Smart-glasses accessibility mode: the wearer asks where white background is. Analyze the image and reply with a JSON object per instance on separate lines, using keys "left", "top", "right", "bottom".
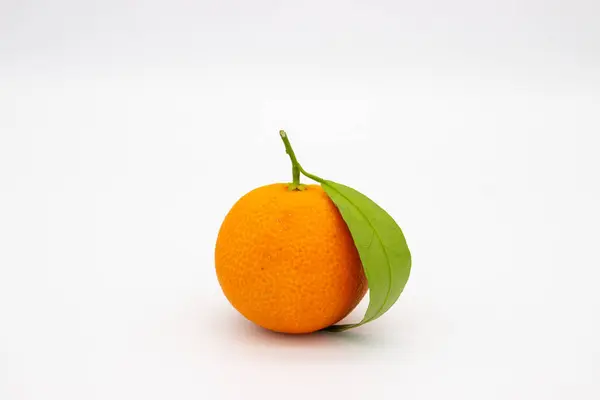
{"left": 1, "top": 1, "right": 600, "bottom": 399}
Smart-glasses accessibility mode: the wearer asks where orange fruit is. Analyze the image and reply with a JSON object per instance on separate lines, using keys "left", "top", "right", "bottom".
{"left": 215, "top": 183, "right": 368, "bottom": 334}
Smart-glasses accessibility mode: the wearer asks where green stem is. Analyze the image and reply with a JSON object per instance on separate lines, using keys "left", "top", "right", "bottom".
{"left": 278, "top": 130, "right": 326, "bottom": 186}
{"left": 279, "top": 130, "right": 301, "bottom": 186}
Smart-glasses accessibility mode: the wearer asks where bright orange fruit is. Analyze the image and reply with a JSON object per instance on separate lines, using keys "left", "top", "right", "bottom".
{"left": 215, "top": 183, "right": 367, "bottom": 334}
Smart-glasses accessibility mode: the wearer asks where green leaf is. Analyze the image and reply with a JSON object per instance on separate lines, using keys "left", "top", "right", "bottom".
{"left": 320, "top": 181, "right": 411, "bottom": 332}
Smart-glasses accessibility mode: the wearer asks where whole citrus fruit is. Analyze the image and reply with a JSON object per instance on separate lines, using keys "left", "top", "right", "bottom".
{"left": 215, "top": 183, "right": 367, "bottom": 334}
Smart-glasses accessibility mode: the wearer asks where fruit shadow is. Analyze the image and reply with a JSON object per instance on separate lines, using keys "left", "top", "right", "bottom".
{"left": 223, "top": 313, "right": 377, "bottom": 348}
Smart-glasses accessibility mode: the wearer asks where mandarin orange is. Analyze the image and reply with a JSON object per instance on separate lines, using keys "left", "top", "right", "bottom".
{"left": 215, "top": 183, "right": 367, "bottom": 334}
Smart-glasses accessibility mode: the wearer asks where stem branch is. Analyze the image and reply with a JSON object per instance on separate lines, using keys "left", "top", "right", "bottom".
{"left": 279, "top": 130, "right": 326, "bottom": 187}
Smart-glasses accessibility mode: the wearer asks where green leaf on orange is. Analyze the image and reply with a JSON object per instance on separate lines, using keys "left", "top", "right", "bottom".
{"left": 319, "top": 181, "right": 412, "bottom": 331}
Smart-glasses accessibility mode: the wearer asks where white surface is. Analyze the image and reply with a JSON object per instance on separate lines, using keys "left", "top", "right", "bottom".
{"left": 1, "top": 1, "right": 600, "bottom": 399}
